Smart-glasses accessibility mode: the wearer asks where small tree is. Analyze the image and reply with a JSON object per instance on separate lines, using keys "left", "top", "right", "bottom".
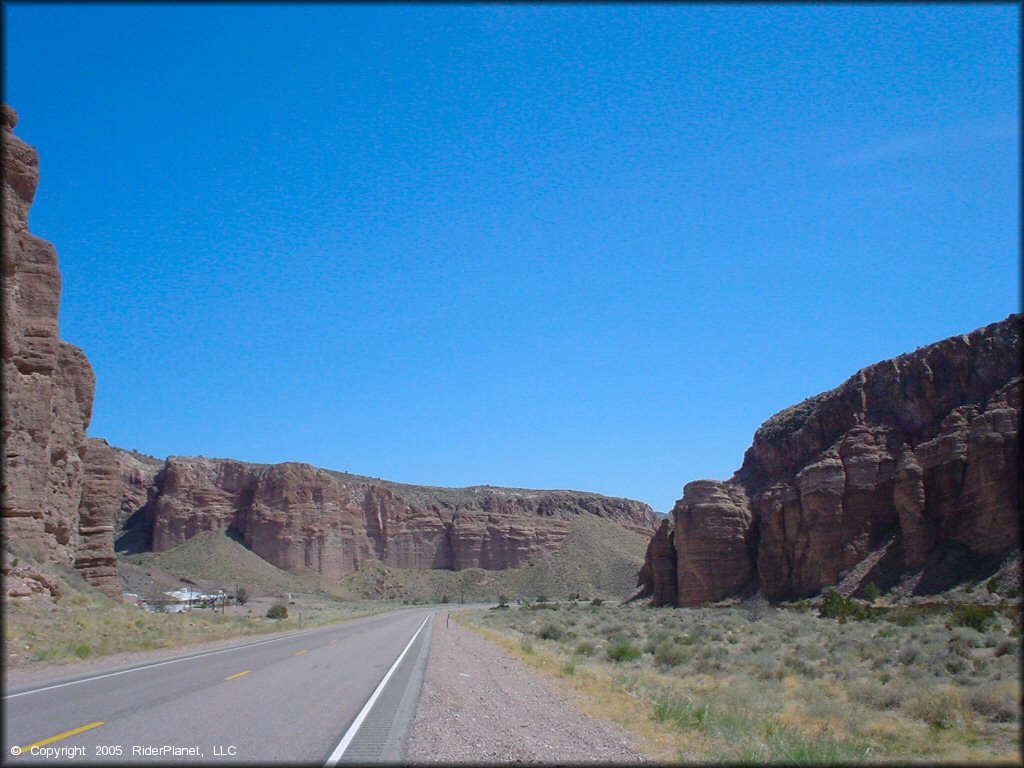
{"left": 266, "top": 602, "right": 288, "bottom": 620}
{"left": 861, "top": 582, "right": 881, "bottom": 603}
{"left": 236, "top": 586, "right": 250, "bottom": 606}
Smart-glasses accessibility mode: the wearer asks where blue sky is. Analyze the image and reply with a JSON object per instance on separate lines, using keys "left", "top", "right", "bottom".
{"left": 4, "top": 4, "right": 1019, "bottom": 512}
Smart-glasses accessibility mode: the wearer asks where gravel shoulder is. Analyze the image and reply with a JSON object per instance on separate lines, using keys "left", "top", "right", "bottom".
{"left": 407, "top": 615, "right": 644, "bottom": 763}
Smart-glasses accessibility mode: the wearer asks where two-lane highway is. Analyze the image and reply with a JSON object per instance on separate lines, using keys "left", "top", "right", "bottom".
{"left": 3, "top": 607, "right": 439, "bottom": 764}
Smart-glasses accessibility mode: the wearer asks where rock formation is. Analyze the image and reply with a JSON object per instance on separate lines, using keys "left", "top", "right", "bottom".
{"left": 637, "top": 315, "right": 1022, "bottom": 605}
{"left": 141, "top": 456, "right": 656, "bottom": 577}
{"left": 1, "top": 104, "right": 121, "bottom": 598}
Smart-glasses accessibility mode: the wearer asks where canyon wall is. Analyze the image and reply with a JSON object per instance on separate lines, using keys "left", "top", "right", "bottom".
{"left": 0, "top": 106, "right": 655, "bottom": 591}
{"left": 636, "top": 315, "right": 1021, "bottom": 606}
{"left": 1, "top": 105, "right": 121, "bottom": 598}
{"left": 143, "top": 456, "right": 657, "bottom": 578}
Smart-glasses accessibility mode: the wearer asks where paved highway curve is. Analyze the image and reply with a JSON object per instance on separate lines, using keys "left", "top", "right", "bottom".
{"left": 3, "top": 607, "right": 441, "bottom": 765}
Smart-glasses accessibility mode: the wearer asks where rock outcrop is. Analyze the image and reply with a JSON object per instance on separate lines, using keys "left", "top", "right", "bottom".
{"left": 1, "top": 104, "right": 118, "bottom": 598}
{"left": 142, "top": 456, "right": 657, "bottom": 577}
{"left": 638, "top": 315, "right": 1021, "bottom": 605}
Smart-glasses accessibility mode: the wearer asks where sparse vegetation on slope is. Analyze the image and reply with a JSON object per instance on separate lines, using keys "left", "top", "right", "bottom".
{"left": 119, "top": 530, "right": 315, "bottom": 595}
{"left": 331, "top": 515, "right": 649, "bottom": 603}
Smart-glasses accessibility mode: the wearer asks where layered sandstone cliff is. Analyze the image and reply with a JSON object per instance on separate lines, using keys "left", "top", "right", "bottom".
{"left": 142, "top": 456, "right": 657, "bottom": 577}
{"left": 637, "top": 315, "right": 1021, "bottom": 606}
{"left": 1, "top": 105, "right": 120, "bottom": 598}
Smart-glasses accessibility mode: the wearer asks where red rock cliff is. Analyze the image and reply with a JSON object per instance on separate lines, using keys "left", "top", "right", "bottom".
{"left": 146, "top": 457, "right": 657, "bottom": 577}
{"left": 638, "top": 315, "right": 1021, "bottom": 606}
{"left": 1, "top": 105, "right": 120, "bottom": 598}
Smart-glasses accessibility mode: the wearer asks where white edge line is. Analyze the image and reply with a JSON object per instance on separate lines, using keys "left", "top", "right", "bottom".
{"left": 324, "top": 614, "right": 431, "bottom": 766}
{"left": 3, "top": 620, "right": 353, "bottom": 700}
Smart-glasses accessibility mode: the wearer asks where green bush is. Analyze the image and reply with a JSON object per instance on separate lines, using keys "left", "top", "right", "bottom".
{"left": 266, "top": 603, "right": 288, "bottom": 619}
{"left": 819, "top": 589, "right": 883, "bottom": 621}
{"left": 591, "top": 597, "right": 604, "bottom": 607}
{"left": 949, "top": 604, "right": 996, "bottom": 631}
{"left": 861, "top": 582, "right": 881, "bottom": 603}
{"left": 986, "top": 577, "right": 1000, "bottom": 594}
{"left": 606, "top": 639, "right": 642, "bottom": 662}
{"left": 819, "top": 589, "right": 851, "bottom": 619}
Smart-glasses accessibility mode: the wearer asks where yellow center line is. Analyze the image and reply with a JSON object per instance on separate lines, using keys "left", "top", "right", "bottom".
{"left": 20, "top": 721, "right": 104, "bottom": 751}
{"left": 224, "top": 670, "right": 251, "bottom": 680}
{"left": 294, "top": 650, "right": 307, "bottom": 656}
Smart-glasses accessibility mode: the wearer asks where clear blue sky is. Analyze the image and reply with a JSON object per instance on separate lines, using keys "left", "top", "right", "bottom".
{"left": 4, "top": 4, "right": 1019, "bottom": 512}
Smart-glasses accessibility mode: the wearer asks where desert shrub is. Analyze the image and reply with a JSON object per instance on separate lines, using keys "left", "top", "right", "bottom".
{"left": 561, "top": 658, "right": 576, "bottom": 676}
{"left": 897, "top": 641, "right": 923, "bottom": 665}
{"left": 783, "top": 653, "right": 815, "bottom": 677}
{"left": 904, "top": 686, "right": 968, "bottom": 729}
{"left": 986, "top": 577, "right": 1000, "bottom": 594}
{"left": 606, "top": 639, "right": 642, "bottom": 662}
{"left": 235, "top": 586, "right": 250, "bottom": 606}
{"left": 536, "top": 622, "right": 565, "bottom": 641}
{"left": 849, "top": 679, "right": 906, "bottom": 710}
{"left": 993, "top": 637, "right": 1016, "bottom": 657}
{"left": 591, "top": 597, "right": 604, "bottom": 607}
{"left": 599, "top": 621, "right": 629, "bottom": 639}
{"left": 742, "top": 594, "right": 768, "bottom": 622}
{"left": 652, "top": 693, "right": 708, "bottom": 728}
{"left": 520, "top": 637, "right": 534, "bottom": 654}
{"left": 944, "top": 654, "right": 968, "bottom": 675}
{"left": 266, "top": 603, "right": 288, "bottom": 619}
{"left": 654, "top": 640, "right": 689, "bottom": 668}
{"left": 575, "top": 640, "right": 597, "bottom": 656}
{"left": 968, "top": 686, "right": 1019, "bottom": 722}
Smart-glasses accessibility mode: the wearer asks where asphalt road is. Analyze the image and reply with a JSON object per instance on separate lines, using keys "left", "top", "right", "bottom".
{"left": 2, "top": 606, "right": 446, "bottom": 765}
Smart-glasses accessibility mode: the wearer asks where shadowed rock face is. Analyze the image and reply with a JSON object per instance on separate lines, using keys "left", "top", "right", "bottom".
{"left": 638, "top": 315, "right": 1021, "bottom": 605}
{"left": 145, "top": 456, "right": 657, "bottom": 577}
{"left": 1, "top": 105, "right": 114, "bottom": 598}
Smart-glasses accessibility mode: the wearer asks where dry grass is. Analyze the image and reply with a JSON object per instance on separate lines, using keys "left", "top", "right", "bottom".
{"left": 3, "top": 553, "right": 397, "bottom": 668}
{"left": 459, "top": 600, "right": 1023, "bottom": 763}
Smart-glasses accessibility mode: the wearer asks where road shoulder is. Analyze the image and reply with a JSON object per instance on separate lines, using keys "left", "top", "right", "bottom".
{"left": 406, "top": 614, "right": 644, "bottom": 763}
